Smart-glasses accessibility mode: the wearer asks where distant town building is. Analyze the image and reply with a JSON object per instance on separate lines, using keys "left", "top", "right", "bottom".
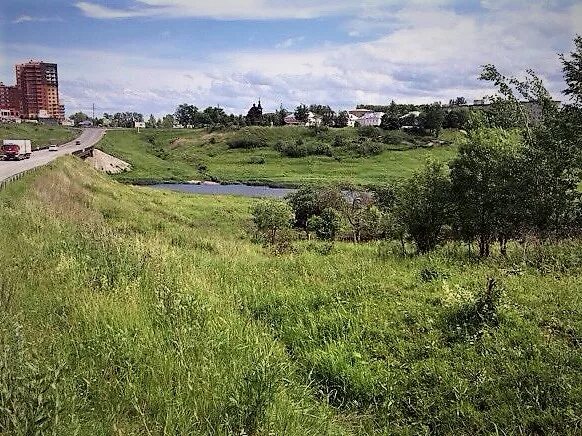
{"left": 0, "top": 82, "right": 21, "bottom": 118}
{"left": 357, "top": 111, "right": 385, "bottom": 127}
{"left": 246, "top": 100, "right": 263, "bottom": 125}
{"left": 283, "top": 114, "right": 300, "bottom": 125}
{"left": 16, "top": 61, "right": 64, "bottom": 121}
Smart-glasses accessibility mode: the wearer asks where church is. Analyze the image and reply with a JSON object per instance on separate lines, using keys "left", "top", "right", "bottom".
{"left": 246, "top": 100, "right": 263, "bottom": 125}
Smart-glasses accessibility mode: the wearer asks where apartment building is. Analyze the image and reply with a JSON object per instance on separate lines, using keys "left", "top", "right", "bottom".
{"left": 14, "top": 61, "right": 64, "bottom": 120}
{"left": 0, "top": 82, "right": 21, "bottom": 117}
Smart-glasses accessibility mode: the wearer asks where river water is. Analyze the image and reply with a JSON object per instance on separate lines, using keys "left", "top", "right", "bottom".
{"left": 151, "top": 183, "right": 296, "bottom": 198}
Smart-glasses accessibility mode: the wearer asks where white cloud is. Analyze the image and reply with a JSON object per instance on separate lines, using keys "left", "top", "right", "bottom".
{"left": 276, "top": 37, "right": 305, "bottom": 49}
{"left": 75, "top": 0, "right": 427, "bottom": 21}
{"left": 12, "top": 15, "right": 63, "bottom": 24}
{"left": 5, "top": 2, "right": 580, "bottom": 116}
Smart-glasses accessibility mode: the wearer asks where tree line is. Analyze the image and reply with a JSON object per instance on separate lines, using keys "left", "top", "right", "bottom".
{"left": 252, "top": 36, "right": 582, "bottom": 257}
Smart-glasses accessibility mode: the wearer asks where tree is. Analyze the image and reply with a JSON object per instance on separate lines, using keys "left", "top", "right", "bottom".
{"left": 161, "top": 114, "right": 174, "bottom": 128}
{"left": 294, "top": 104, "right": 309, "bottom": 123}
{"left": 395, "top": 161, "right": 451, "bottom": 253}
{"left": 175, "top": 104, "right": 198, "bottom": 127}
{"left": 336, "top": 111, "right": 349, "bottom": 128}
{"left": 146, "top": 114, "right": 157, "bottom": 128}
{"left": 307, "top": 208, "right": 341, "bottom": 241}
{"left": 560, "top": 34, "right": 582, "bottom": 105}
{"left": 449, "top": 128, "right": 525, "bottom": 256}
{"left": 251, "top": 200, "right": 294, "bottom": 245}
{"left": 380, "top": 114, "right": 401, "bottom": 130}
{"left": 420, "top": 103, "right": 445, "bottom": 136}
{"left": 449, "top": 97, "right": 467, "bottom": 106}
{"left": 274, "top": 105, "right": 288, "bottom": 126}
{"left": 70, "top": 112, "right": 89, "bottom": 125}
{"left": 286, "top": 187, "right": 321, "bottom": 232}
{"left": 444, "top": 107, "right": 470, "bottom": 129}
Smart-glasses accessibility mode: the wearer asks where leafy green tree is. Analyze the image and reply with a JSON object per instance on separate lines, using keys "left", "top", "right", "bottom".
{"left": 294, "top": 104, "right": 309, "bottom": 123}
{"left": 274, "top": 105, "right": 288, "bottom": 126}
{"left": 70, "top": 112, "right": 89, "bottom": 125}
{"left": 444, "top": 107, "right": 470, "bottom": 129}
{"left": 560, "top": 34, "right": 582, "bottom": 105}
{"left": 251, "top": 200, "right": 294, "bottom": 245}
{"left": 161, "top": 114, "right": 174, "bottom": 128}
{"left": 336, "top": 111, "right": 349, "bottom": 128}
{"left": 420, "top": 103, "right": 445, "bottom": 136}
{"left": 286, "top": 187, "right": 321, "bottom": 232}
{"left": 146, "top": 114, "right": 157, "bottom": 128}
{"left": 395, "top": 161, "right": 451, "bottom": 253}
{"left": 449, "top": 128, "right": 525, "bottom": 256}
{"left": 175, "top": 104, "right": 198, "bottom": 127}
{"left": 380, "top": 114, "right": 401, "bottom": 130}
{"left": 307, "top": 208, "right": 341, "bottom": 241}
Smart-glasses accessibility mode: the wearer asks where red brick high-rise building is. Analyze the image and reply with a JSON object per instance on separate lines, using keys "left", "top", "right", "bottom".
{"left": 15, "top": 61, "right": 64, "bottom": 120}
{"left": 0, "top": 82, "right": 21, "bottom": 117}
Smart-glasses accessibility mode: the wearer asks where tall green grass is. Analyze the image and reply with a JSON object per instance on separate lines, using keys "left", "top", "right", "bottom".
{"left": 1, "top": 157, "right": 581, "bottom": 434}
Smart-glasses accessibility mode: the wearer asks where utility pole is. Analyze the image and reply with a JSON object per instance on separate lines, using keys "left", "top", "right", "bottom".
{"left": 92, "top": 103, "right": 95, "bottom": 121}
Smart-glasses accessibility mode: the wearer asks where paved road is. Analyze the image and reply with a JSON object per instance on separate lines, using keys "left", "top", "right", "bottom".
{"left": 0, "top": 128, "right": 105, "bottom": 182}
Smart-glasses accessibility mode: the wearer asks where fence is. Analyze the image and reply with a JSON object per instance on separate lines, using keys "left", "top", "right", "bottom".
{"left": 0, "top": 166, "right": 37, "bottom": 191}
{"left": 0, "top": 146, "right": 94, "bottom": 191}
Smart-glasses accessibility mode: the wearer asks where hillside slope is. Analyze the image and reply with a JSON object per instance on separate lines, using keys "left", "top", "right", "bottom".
{"left": 0, "top": 122, "right": 78, "bottom": 149}
{"left": 97, "top": 127, "right": 459, "bottom": 186}
{"left": 1, "top": 157, "right": 581, "bottom": 435}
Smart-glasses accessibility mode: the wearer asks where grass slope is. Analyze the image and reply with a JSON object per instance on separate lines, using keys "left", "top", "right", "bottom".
{"left": 0, "top": 122, "right": 79, "bottom": 149}
{"left": 98, "top": 127, "right": 458, "bottom": 186}
{"left": 1, "top": 157, "right": 581, "bottom": 435}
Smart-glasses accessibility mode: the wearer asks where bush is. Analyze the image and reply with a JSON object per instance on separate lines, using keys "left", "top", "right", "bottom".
{"left": 382, "top": 130, "right": 410, "bottom": 145}
{"left": 275, "top": 141, "right": 332, "bottom": 158}
{"left": 227, "top": 127, "right": 269, "bottom": 149}
{"left": 227, "top": 137, "right": 265, "bottom": 149}
{"left": 248, "top": 156, "right": 266, "bottom": 164}
{"left": 307, "top": 208, "right": 341, "bottom": 241}
{"left": 357, "top": 126, "right": 382, "bottom": 139}
{"left": 348, "top": 141, "right": 384, "bottom": 157}
{"left": 332, "top": 136, "right": 346, "bottom": 147}
{"left": 251, "top": 200, "right": 294, "bottom": 245}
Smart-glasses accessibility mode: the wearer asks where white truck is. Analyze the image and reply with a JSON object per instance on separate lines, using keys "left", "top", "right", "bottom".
{"left": 1, "top": 139, "right": 32, "bottom": 160}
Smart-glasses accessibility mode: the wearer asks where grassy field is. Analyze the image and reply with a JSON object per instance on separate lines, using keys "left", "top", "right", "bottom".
{"left": 0, "top": 122, "right": 79, "bottom": 149}
{"left": 1, "top": 156, "right": 581, "bottom": 435}
{"left": 98, "top": 127, "right": 459, "bottom": 186}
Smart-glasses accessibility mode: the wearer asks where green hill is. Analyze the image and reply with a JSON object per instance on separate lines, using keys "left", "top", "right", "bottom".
{"left": 1, "top": 157, "right": 581, "bottom": 434}
{"left": 97, "top": 127, "right": 460, "bottom": 186}
{"left": 0, "top": 122, "right": 79, "bottom": 149}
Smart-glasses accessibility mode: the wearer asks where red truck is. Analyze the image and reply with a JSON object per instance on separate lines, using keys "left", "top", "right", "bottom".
{"left": 1, "top": 140, "right": 32, "bottom": 160}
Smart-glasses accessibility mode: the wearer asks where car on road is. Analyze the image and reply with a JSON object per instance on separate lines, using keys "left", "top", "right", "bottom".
{"left": 49, "top": 145, "right": 58, "bottom": 152}
{"left": 75, "top": 140, "right": 81, "bottom": 145}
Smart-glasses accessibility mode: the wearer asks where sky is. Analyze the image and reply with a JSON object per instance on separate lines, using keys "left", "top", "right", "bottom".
{"left": 0, "top": 0, "right": 580, "bottom": 117}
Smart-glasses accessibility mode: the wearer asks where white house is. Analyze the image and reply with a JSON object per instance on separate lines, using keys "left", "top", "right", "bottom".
{"left": 284, "top": 114, "right": 300, "bottom": 125}
{"left": 347, "top": 113, "right": 361, "bottom": 128}
{"left": 306, "top": 112, "right": 323, "bottom": 127}
{"left": 284, "top": 112, "right": 322, "bottom": 127}
{"left": 357, "top": 112, "right": 385, "bottom": 127}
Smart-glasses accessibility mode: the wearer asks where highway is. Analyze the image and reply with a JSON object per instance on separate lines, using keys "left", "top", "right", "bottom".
{"left": 0, "top": 128, "right": 105, "bottom": 183}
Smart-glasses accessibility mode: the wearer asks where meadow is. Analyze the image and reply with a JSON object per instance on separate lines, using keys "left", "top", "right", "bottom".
{"left": 0, "top": 122, "right": 79, "bottom": 149}
{"left": 97, "top": 127, "right": 459, "bottom": 186}
{"left": 1, "top": 156, "right": 581, "bottom": 435}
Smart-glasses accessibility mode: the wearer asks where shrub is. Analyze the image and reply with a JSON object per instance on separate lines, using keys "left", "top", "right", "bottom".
{"left": 247, "top": 156, "right": 266, "bottom": 164}
{"left": 227, "top": 127, "right": 269, "bottom": 149}
{"left": 307, "top": 208, "right": 341, "bottom": 241}
{"left": 332, "top": 136, "right": 346, "bottom": 147}
{"left": 251, "top": 200, "right": 294, "bottom": 245}
{"left": 357, "top": 126, "right": 382, "bottom": 139}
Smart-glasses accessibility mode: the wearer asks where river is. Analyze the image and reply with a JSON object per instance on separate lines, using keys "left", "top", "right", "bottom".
{"left": 151, "top": 183, "right": 296, "bottom": 198}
